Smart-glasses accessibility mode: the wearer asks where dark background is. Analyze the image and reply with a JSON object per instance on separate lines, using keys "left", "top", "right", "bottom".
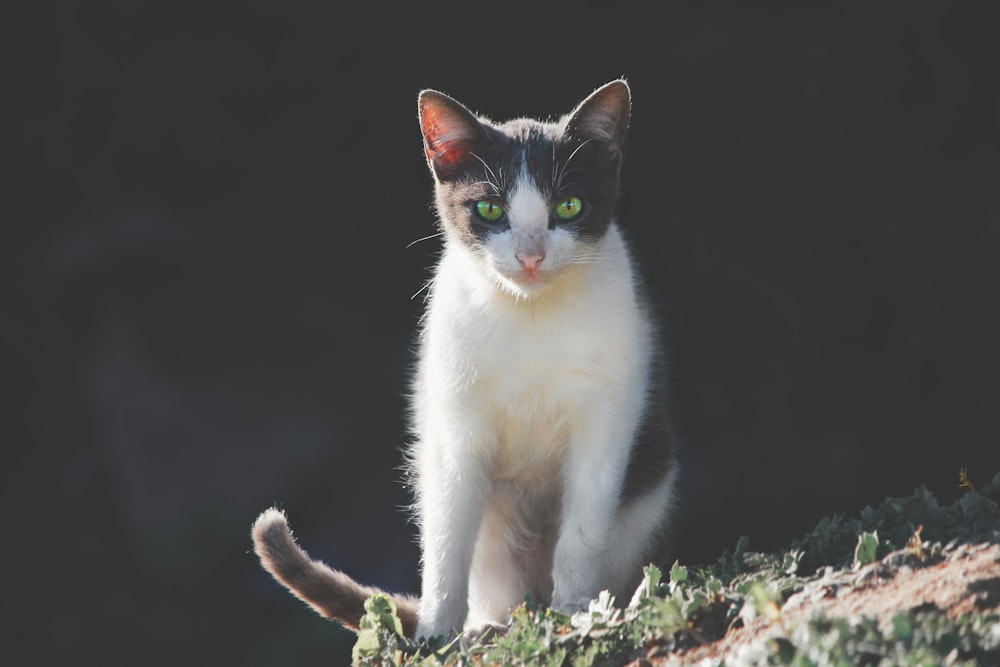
{"left": 12, "top": 3, "right": 1000, "bottom": 664}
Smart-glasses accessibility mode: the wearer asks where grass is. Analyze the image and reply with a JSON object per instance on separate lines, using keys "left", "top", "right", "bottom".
{"left": 350, "top": 471, "right": 1000, "bottom": 666}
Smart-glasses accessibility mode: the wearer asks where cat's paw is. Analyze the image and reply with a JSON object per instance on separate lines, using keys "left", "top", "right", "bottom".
{"left": 459, "top": 621, "right": 507, "bottom": 650}
{"left": 552, "top": 597, "right": 592, "bottom": 615}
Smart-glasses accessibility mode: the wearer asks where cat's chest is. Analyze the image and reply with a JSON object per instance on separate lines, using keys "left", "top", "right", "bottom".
{"left": 459, "top": 299, "right": 610, "bottom": 398}
{"left": 427, "top": 247, "right": 640, "bottom": 401}
{"left": 467, "top": 320, "right": 587, "bottom": 482}
{"left": 452, "top": 299, "right": 628, "bottom": 460}
{"left": 420, "top": 236, "right": 644, "bottom": 471}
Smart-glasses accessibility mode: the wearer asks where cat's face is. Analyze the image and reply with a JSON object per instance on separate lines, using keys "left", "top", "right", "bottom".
{"left": 418, "top": 81, "right": 631, "bottom": 299}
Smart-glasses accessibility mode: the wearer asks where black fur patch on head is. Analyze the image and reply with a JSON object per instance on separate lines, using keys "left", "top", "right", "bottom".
{"left": 418, "top": 81, "right": 631, "bottom": 249}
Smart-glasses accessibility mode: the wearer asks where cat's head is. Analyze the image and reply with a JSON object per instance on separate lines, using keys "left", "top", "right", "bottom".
{"left": 418, "top": 80, "right": 630, "bottom": 299}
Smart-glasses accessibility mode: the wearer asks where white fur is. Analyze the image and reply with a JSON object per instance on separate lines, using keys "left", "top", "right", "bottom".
{"left": 480, "top": 169, "right": 589, "bottom": 299}
{"left": 410, "top": 173, "right": 669, "bottom": 638}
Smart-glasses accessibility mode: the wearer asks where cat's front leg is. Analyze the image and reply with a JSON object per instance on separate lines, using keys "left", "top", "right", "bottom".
{"left": 413, "top": 436, "right": 487, "bottom": 640}
{"left": 550, "top": 416, "right": 633, "bottom": 614}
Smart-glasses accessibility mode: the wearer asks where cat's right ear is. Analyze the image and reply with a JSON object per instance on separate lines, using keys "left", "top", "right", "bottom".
{"left": 418, "top": 90, "right": 482, "bottom": 181}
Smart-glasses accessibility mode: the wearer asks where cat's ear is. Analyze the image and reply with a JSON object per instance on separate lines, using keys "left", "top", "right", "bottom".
{"left": 563, "top": 79, "right": 631, "bottom": 150}
{"left": 418, "top": 90, "right": 483, "bottom": 181}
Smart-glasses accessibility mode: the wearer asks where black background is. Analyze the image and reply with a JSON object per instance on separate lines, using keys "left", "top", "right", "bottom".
{"left": 12, "top": 3, "right": 1000, "bottom": 664}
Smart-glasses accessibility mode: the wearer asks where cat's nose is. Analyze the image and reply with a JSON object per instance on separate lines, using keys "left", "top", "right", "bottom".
{"left": 516, "top": 252, "right": 545, "bottom": 273}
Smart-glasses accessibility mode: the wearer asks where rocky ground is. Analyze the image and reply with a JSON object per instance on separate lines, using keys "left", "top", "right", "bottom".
{"left": 352, "top": 474, "right": 1000, "bottom": 666}
{"left": 644, "top": 541, "right": 1000, "bottom": 666}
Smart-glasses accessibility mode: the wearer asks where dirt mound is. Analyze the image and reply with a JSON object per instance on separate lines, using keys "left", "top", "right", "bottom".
{"left": 638, "top": 542, "right": 1000, "bottom": 666}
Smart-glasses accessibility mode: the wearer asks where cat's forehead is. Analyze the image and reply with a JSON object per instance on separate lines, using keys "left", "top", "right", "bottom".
{"left": 496, "top": 117, "right": 562, "bottom": 143}
{"left": 455, "top": 116, "right": 594, "bottom": 195}
{"left": 483, "top": 118, "right": 561, "bottom": 167}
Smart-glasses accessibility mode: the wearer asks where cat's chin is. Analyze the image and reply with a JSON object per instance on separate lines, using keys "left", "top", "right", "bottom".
{"left": 493, "top": 270, "right": 559, "bottom": 300}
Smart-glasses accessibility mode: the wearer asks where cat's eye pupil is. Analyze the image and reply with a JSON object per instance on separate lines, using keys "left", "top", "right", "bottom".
{"left": 555, "top": 196, "right": 583, "bottom": 220}
{"left": 476, "top": 200, "right": 505, "bottom": 222}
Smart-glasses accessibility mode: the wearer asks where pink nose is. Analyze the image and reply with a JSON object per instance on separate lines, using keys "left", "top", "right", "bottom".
{"left": 516, "top": 252, "right": 545, "bottom": 273}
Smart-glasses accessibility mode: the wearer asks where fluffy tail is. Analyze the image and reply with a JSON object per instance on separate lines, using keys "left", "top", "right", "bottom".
{"left": 251, "top": 507, "right": 419, "bottom": 637}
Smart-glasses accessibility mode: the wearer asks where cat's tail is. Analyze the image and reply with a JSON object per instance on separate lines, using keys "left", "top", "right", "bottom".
{"left": 251, "top": 507, "right": 419, "bottom": 637}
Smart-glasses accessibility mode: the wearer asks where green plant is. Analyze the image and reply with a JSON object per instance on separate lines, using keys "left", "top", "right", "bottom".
{"left": 351, "top": 471, "right": 1000, "bottom": 666}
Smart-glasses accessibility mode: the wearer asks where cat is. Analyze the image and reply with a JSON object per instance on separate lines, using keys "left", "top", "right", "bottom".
{"left": 253, "top": 79, "right": 678, "bottom": 642}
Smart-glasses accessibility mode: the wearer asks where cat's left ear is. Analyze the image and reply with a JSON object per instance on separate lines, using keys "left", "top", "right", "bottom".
{"left": 418, "top": 90, "right": 483, "bottom": 181}
{"left": 563, "top": 79, "right": 631, "bottom": 151}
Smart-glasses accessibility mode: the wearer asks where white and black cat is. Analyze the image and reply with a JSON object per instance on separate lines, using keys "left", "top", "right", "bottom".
{"left": 253, "top": 80, "right": 678, "bottom": 641}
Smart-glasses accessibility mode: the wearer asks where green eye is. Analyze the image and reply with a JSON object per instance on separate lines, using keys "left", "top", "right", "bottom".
{"left": 554, "top": 196, "right": 583, "bottom": 220}
{"left": 475, "top": 200, "right": 505, "bottom": 222}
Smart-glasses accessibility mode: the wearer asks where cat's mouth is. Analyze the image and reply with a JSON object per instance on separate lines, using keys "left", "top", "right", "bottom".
{"left": 515, "top": 268, "right": 547, "bottom": 285}
{"left": 493, "top": 266, "right": 558, "bottom": 298}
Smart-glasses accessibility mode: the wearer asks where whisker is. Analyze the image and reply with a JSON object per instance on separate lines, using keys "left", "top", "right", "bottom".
{"left": 554, "top": 137, "right": 596, "bottom": 192}
{"left": 555, "top": 169, "right": 588, "bottom": 197}
{"left": 406, "top": 232, "right": 445, "bottom": 249}
{"left": 410, "top": 279, "right": 434, "bottom": 301}
{"left": 470, "top": 180, "right": 502, "bottom": 196}
{"left": 469, "top": 151, "right": 502, "bottom": 194}
{"left": 551, "top": 142, "right": 558, "bottom": 185}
